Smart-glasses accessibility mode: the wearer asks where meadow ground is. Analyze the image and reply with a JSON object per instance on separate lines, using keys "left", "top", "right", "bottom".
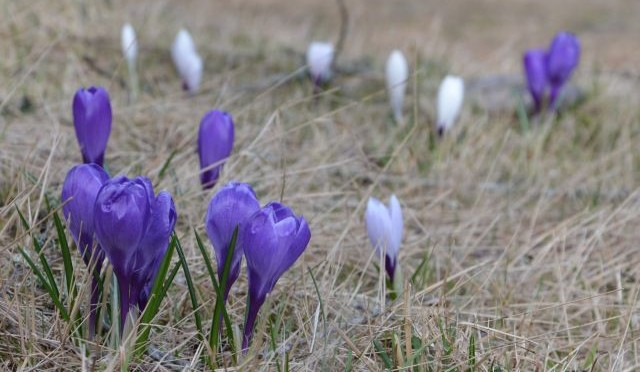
{"left": 1, "top": 0, "right": 640, "bottom": 370}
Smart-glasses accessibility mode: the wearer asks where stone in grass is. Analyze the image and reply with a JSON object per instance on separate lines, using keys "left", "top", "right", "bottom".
{"left": 466, "top": 74, "right": 584, "bottom": 114}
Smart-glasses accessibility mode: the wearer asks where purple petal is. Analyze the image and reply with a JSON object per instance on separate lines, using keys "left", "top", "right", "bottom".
{"left": 198, "top": 110, "right": 234, "bottom": 189}
{"left": 523, "top": 49, "right": 547, "bottom": 112}
{"left": 205, "top": 181, "right": 260, "bottom": 298}
{"left": 72, "top": 87, "right": 112, "bottom": 166}
{"left": 93, "top": 176, "right": 151, "bottom": 281}
{"left": 61, "top": 163, "right": 109, "bottom": 266}
{"left": 546, "top": 32, "right": 580, "bottom": 89}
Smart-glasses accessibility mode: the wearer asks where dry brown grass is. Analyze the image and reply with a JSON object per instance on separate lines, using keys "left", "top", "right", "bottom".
{"left": 1, "top": 0, "right": 640, "bottom": 370}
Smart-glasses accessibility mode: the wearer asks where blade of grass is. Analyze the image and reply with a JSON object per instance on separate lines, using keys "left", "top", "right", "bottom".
{"left": 19, "top": 246, "right": 69, "bottom": 321}
{"left": 135, "top": 236, "right": 178, "bottom": 357}
{"left": 174, "top": 232, "right": 204, "bottom": 340}
{"left": 373, "top": 338, "right": 393, "bottom": 369}
{"left": 194, "top": 230, "right": 236, "bottom": 357}
{"left": 15, "top": 205, "right": 59, "bottom": 299}
{"left": 208, "top": 226, "right": 238, "bottom": 357}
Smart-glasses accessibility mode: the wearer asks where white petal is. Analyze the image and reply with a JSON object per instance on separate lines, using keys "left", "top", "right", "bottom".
{"left": 386, "top": 50, "right": 408, "bottom": 123}
{"left": 365, "top": 197, "right": 391, "bottom": 257}
{"left": 436, "top": 75, "right": 465, "bottom": 132}
{"left": 121, "top": 23, "right": 137, "bottom": 65}
{"left": 388, "top": 194, "right": 403, "bottom": 257}
{"left": 183, "top": 53, "right": 203, "bottom": 93}
{"left": 306, "top": 42, "right": 334, "bottom": 83}
{"left": 171, "top": 29, "right": 202, "bottom": 93}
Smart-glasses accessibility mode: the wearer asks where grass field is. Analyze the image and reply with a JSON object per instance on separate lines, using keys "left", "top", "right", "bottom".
{"left": 1, "top": 0, "right": 640, "bottom": 370}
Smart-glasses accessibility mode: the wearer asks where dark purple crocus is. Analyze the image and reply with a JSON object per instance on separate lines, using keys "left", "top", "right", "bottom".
{"left": 523, "top": 49, "right": 547, "bottom": 113}
{"left": 546, "top": 32, "right": 580, "bottom": 108}
{"left": 240, "top": 202, "right": 311, "bottom": 349}
{"left": 93, "top": 175, "right": 176, "bottom": 329}
{"left": 205, "top": 182, "right": 260, "bottom": 300}
{"left": 72, "top": 87, "right": 112, "bottom": 166}
{"left": 198, "top": 110, "right": 234, "bottom": 190}
{"left": 61, "top": 163, "right": 109, "bottom": 337}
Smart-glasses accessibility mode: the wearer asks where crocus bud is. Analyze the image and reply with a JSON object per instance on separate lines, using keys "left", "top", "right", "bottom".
{"left": 546, "top": 32, "right": 580, "bottom": 108}
{"left": 121, "top": 23, "right": 137, "bottom": 67}
{"left": 62, "top": 164, "right": 110, "bottom": 267}
{"left": 241, "top": 202, "right": 311, "bottom": 349}
{"left": 365, "top": 195, "right": 403, "bottom": 285}
{"left": 198, "top": 110, "right": 235, "bottom": 189}
{"left": 386, "top": 50, "right": 409, "bottom": 123}
{"left": 436, "top": 75, "right": 465, "bottom": 136}
{"left": 205, "top": 182, "right": 260, "bottom": 300}
{"left": 94, "top": 175, "right": 176, "bottom": 329}
{"left": 306, "top": 42, "right": 334, "bottom": 86}
{"left": 523, "top": 49, "right": 547, "bottom": 113}
{"left": 61, "top": 163, "right": 110, "bottom": 337}
{"left": 172, "top": 28, "right": 203, "bottom": 93}
{"left": 72, "top": 87, "right": 112, "bottom": 166}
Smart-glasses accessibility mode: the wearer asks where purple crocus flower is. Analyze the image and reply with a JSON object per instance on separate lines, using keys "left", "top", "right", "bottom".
{"left": 93, "top": 175, "right": 176, "bottom": 329}
{"left": 205, "top": 182, "right": 260, "bottom": 300}
{"left": 523, "top": 49, "right": 548, "bottom": 113}
{"left": 546, "top": 32, "right": 580, "bottom": 108}
{"left": 241, "top": 202, "right": 311, "bottom": 349}
{"left": 72, "top": 87, "right": 112, "bottom": 166}
{"left": 61, "top": 163, "right": 109, "bottom": 337}
{"left": 198, "top": 110, "right": 234, "bottom": 190}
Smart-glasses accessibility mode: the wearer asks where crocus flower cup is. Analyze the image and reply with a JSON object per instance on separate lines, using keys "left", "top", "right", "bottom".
{"left": 241, "top": 202, "right": 311, "bottom": 349}
{"left": 205, "top": 181, "right": 260, "bottom": 299}
{"left": 436, "top": 75, "right": 465, "bottom": 136}
{"left": 365, "top": 195, "right": 403, "bottom": 285}
{"left": 386, "top": 50, "right": 409, "bottom": 123}
{"left": 72, "top": 87, "right": 112, "bottom": 166}
{"left": 93, "top": 175, "right": 176, "bottom": 328}
{"left": 198, "top": 110, "right": 235, "bottom": 189}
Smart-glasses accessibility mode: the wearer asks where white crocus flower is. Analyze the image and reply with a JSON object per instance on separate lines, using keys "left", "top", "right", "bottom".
{"left": 306, "top": 42, "right": 334, "bottom": 86}
{"left": 172, "top": 28, "right": 203, "bottom": 94}
{"left": 365, "top": 195, "right": 403, "bottom": 288}
{"left": 121, "top": 23, "right": 137, "bottom": 67}
{"left": 386, "top": 50, "right": 409, "bottom": 123}
{"left": 436, "top": 75, "right": 465, "bottom": 135}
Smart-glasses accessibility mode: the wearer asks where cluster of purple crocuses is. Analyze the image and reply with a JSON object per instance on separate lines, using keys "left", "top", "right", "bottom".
{"left": 523, "top": 32, "right": 581, "bottom": 113}
{"left": 62, "top": 86, "right": 310, "bottom": 349}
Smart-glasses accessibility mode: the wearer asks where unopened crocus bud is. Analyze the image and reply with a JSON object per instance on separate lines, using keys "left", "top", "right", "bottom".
{"left": 523, "top": 49, "right": 547, "bottom": 113}
{"left": 94, "top": 176, "right": 176, "bottom": 329}
{"left": 72, "top": 87, "right": 112, "bottom": 166}
{"left": 198, "top": 110, "right": 234, "bottom": 189}
{"left": 121, "top": 23, "right": 137, "bottom": 67}
{"left": 386, "top": 50, "right": 409, "bottom": 123}
{"left": 436, "top": 75, "right": 464, "bottom": 136}
{"left": 172, "top": 28, "right": 203, "bottom": 94}
{"left": 306, "top": 42, "right": 334, "bottom": 86}
{"left": 546, "top": 32, "right": 580, "bottom": 108}
{"left": 205, "top": 182, "right": 260, "bottom": 300}
{"left": 365, "top": 195, "right": 403, "bottom": 286}
{"left": 241, "top": 202, "right": 311, "bottom": 349}
{"left": 61, "top": 163, "right": 110, "bottom": 337}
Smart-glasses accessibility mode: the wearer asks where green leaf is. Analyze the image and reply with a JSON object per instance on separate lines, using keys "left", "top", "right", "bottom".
{"left": 467, "top": 333, "right": 476, "bottom": 371}
{"left": 52, "top": 211, "right": 76, "bottom": 301}
{"left": 15, "top": 205, "right": 59, "bottom": 299}
{"left": 174, "top": 232, "right": 204, "bottom": 340}
{"left": 157, "top": 150, "right": 177, "bottom": 181}
{"left": 194, "top": 230, "right": 236, "bottom": 359}
{"left": 19, "top": 246, "right": 69, "bottom": 321}
{"left": 208, "top": 226, "right": 238, "bottom": 359}
{"left": 373, "top": 338, "right": 393, "bottom": 369}
{"left": 135, "top": 235, "right": 178, "bottom": 357}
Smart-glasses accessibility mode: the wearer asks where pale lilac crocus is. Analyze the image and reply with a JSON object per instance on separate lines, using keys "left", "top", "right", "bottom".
{"left": 365, "top": 195, "right": 403, "bottom": 286}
